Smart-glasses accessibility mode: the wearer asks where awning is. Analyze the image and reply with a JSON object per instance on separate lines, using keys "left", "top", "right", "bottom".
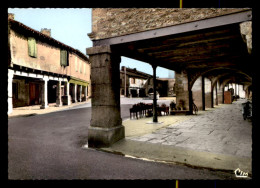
{"left": 68, "top": 77, "right": 89, "bottom": 87}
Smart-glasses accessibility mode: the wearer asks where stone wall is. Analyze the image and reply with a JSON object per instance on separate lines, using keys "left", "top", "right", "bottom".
{"left": 89, "top": 8, "right": 249, "bottom": 40}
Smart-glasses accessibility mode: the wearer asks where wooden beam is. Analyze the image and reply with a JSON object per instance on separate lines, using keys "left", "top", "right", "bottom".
{"left": 136, "top": 27, "right": 239, "bottom": 53}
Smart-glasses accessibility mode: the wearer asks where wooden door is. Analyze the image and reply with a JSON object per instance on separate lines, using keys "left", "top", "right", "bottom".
{"left": 29, "top": 83, "right": 36, "bottom": 105}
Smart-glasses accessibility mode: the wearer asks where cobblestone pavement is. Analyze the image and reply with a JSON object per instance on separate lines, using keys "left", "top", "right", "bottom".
{"left": 128, "top": 99, "right": 252, "bottom": 158}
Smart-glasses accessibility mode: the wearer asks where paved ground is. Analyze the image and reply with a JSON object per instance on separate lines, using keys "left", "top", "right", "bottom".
{"left": 8, "top": 97, "right": 252, "bottom": 179}
{"left": 129, "top": 99, "right": 251, "bottom": 158}
{"left": 101, "top": 99, "right": 252, "bottom": 176}
{"left": 8, "top": 98, "right": 239, "bottom": 180}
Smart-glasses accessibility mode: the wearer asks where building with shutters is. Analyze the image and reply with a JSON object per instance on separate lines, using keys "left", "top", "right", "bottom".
{"left": 7, "top": 14, "right": 91, "bottom": 115}
{"left": 120, "top": 66, "right": 151, "bottom": 98}
{"left": 120, "top": 66, "right": 175, "bottom": 98}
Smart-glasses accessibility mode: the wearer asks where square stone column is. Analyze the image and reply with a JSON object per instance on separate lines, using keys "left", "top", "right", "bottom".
{"left": 86, "top": 45, "right": 124, "bottom": 148}
{"left": 211, "top": 83, "right": 214, "bottom": 108}
{"left": 8, "top": 69, "right": 14, "bottom": 115}
{"left": 55, "top": 80, "right": 62, "bottom": 107}
{"left": 214, "top": 82, "right": 218, "bottom": 106}
{"left": 40, "top": 77, "right": 49, "bottom": 109}
{"left": 175, "top": 71, "right": 192, "bottom": 113}
{"left": 204, "top": 78, "right": 213, "bottom": 108}
{"left": 191, "top": 76, "right": 204, "bottom": 110}
{"left": 217, "top": 82, "right": 224, "bottom": 104}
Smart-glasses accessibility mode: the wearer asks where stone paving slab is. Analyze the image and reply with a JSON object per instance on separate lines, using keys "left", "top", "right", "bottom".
{"left": 116, "top": 99, "right": 252, "bottom": 173}
{"left": 101, "top": 139, "right": 252, "bottom": 174}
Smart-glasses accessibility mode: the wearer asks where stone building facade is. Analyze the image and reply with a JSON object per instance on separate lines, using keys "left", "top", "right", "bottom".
{"left": 144, "top": 78, "right": 175, "bottom": 98}
{"left": 120, "top": 66, "right": 175, "bottom": 98}
{"left": 8, "top": 15, "right": 91, "bottom": 114}
{"left": 120, "top": 66, "right": 151, "bottom": 97}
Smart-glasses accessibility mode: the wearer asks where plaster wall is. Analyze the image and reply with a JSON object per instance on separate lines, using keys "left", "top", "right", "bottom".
{"left": 10, "top": 30, "right": 90, "bottom": 82}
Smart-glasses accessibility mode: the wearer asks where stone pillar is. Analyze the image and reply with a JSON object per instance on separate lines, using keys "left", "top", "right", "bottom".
{"left": 152, "top": 64, "right": 158, "bottom": 123}
{"left": 201, "top": 76, "right": 205, "bottom": 110}
{"left": 175, "top": 71, "right": 192, "bottom": 113}
{"left": 78, "top": 85, "right": 82, "bottom": 102}
{"left": 72, "top": 84, "right": 77, "bottom": 103}
{"left": 8, "top": 69, "right": 14, "bottom": 115}
{"left": 55, "top": 80, "right": 62, "bottom": 107}
{"left": 240, "top": 21, "right": 252, "bottom": 54}
{"left": 217, "top": 83, "right": 224, "bottom": 104}
{"left": 237, "top": 84, "right": 240, "bottom": 97}
{"left": 82, "top": 86, "right": 87, "bottom": 101}
{"left": 222, "top": 86, "right": 225, "bottom": 103}
{"left": 215, "top": 83, "right": 218, "bottom": 106}
{"left": 40, "top": 77, "right": 49, "bottom": 109}
{"left": 191, "top": 76, "right": 203, "bottom": 110}
{"left": 66, "top": 82, "right": 71, "bottom": 105}
{"left": 204, "top": 78, "right": 212, "bottom": 108}
{"left": 211, "top": 83, "right": 214, "bottom": 108}
{"left": 235, "top": 83, "right": 238, "bottom": 96}
{"left": 86, "top": 45, "right": 124, "bottom": 148}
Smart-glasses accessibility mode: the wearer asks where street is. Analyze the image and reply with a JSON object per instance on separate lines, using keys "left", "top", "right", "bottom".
{"left": 8, "top": 100, "right": 238, "bottom": 179}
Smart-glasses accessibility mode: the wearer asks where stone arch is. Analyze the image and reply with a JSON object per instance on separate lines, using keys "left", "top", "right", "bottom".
{"left": 189, "top": 67, "right": 252, "bottom": 90}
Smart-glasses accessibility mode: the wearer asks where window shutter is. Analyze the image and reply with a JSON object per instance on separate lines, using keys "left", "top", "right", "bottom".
{"left": 28, "top": 37, "right": 37, "bottom": 58}
{"left": 60, "top": 50, "right": 68, "bottom": 66}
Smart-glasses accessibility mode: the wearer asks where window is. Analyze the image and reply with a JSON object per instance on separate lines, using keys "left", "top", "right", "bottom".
{"left": 79, "top": 60, "right": 82, "bottom": 73}
{"left": 131, "top": 78, "right": 135, "bottom": 84}
{"left": 28, "top": 37, "right": 37, "bottom": 58}
{"left": 60, "top": 50, "right": 68, "bottom": 66}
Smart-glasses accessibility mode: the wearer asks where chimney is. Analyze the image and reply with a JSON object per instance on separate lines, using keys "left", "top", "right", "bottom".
{"left": 8, "top": 13, "right": 15, "bottom": 20}
{"left": 41, "top": 28, "right": 51, "bottom": 37}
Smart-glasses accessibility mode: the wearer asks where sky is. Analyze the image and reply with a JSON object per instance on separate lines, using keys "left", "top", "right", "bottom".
{"left": 8, "top": 8, "right": 174, "bottom": 78}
